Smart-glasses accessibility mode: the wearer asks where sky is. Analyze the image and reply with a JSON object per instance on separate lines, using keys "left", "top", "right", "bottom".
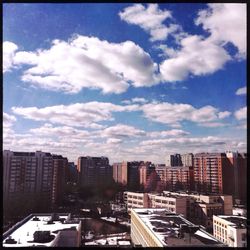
{"left": 3, "top": 3, "right": 247, "bottom": 164}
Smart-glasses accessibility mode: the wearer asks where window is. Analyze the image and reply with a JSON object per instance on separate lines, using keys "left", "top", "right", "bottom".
{"left": 242, "top": 233, "right": 246, "bottom": 241}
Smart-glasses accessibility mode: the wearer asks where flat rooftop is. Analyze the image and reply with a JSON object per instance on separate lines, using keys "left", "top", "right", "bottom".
{"left": 3, "top": 214, "right": 80, "bottom": 247}
{"left": 216, "top": 215, "right": 247, "bottom": 229}
{"left": 133, "top": 208, "right": 225, "bottom": 247}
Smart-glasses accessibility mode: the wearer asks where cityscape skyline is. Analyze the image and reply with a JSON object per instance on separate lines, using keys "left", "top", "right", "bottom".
{"left": 3, "top": 3, "right": 247, "bottom": 164}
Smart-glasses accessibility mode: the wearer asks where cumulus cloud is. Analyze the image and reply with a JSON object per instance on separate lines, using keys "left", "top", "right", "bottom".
{"left": 141, "top": 102, "right": 230, "bottom": 127}
{"left": 140, "top": 136, "right": 226, "bottom": 147}
{"left": 3, "top": 41, "right": 18, "bottom": 73}
{"left": 3, "top": 112, "right": 17, "bottom": 128}
{"left": 235, "top": 86, "right": 246, "bottom": 95}
{"left": 234, "top": 106, "right": 247, "bottom": 120}
{"left": 106, "top": 138, "right": 122, "bottom": 144}
{"left": 10, "top": 35, "right": 159, "bottom": 94}
{"left": 147, "top": 129, "right": 190, "bottom": 138}
{"left": 29, "top": 123, "right": 90, "bottom": 138}
{"left": 197, "top": 122, "right": 229, "bottom": 128}
{"left": 122, "top": 97, "right": 148, "bottom": 104}
{"left": 119, "top": 4, "right": 179, "bottom": 41}
{"left": 11, "top": 102, "right": 139, "bottom": 128}
{"left": 195, "top": 3, "right": 246, "bottom": 58}
{"left": 160, "top": 35, "right": 231, "bottom": 82}
{"left": 102, "top": 124, "right": 146, "bottom": 138}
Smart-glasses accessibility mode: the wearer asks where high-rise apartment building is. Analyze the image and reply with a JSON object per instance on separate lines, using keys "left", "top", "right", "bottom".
{"left": 113, "top": 161, "right": 143, "bottom": 191}
{"left": 225, "top": 151, "right": 247, "bottom": 204}
{"left": 194, "top": 152, "right": 247, "bottom": 201}
{"left": 154, "top": 165, "right": 194, "bottom": 191}
{"left": 181, "top": 153, "right": 194, "bottom": 167}
{"left": 66, "top": 162, "right": 78, "bottom": 183}
{"left": 165, "top": 154, "right": 182, "bottom": 167}
{"left": 194, "top": 153, "right": 226, "bottom": 194}
{"left": 52, "top": 155, "right": 68, "bottom": 206}
{"left": 3, "top": 150, "right": 67, "bottom": 210}
{"left": 139, "top": 163, "right": 160, "bottom": 192}
{"left": 77, "top": 156, "right": 112, "bottom": 187}
{"left": 112, "top": 162, "right": 122, "bottom": 183}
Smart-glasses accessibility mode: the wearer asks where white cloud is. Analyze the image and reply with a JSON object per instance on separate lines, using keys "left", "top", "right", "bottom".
{"left": 147, "top": 129, "right": 190, "bottom": 138}
{"left": 235, "top": 86, "right": 246, "bottom": 95}
{"left": 140, "top": 102, "right": 230, "bottom": 127}
{"left": 160, "top": 35, "right": 231, "bottom": 82}
{"left": 3, "top": 112, "right": 16, "bottom": 128}
{"left": 131, "top": 97, "right": 148, "bottom": 103}
{"left": 195, "top": 3, "right": 246, "bottom": 58}
{"left": 29, "top": 123, "right": 90, "bottom": 137}
{"left": 140, "top": 136, "right": 226, "bottom": 147}
{"left": 218, "top": 111, "right": 231, "bottom": 119}
{"left": 11, "top": 35, "right": 159, "bottom": 94}
{"left": 122, "top": 97, "right": 148, "bottom": 104}
{"left": 197, "top": 122, "right": 229, "bottom": 128}
{"left": 3, "top": 41, "right": 18, "bottom": 73}
{"left": 11, "top": 102, "right": 139, "bottom": 128}
{"left": 234, "top": 106, "right": 247, "bottom": 120}
{"left": 119, "top": 4, "right": 178, "bottom": 41}
{"left": 106, "top": 138, "right": 122, "bottom": 144}
{"left": 102, "top": 124, "right": 146, "bottom": 138}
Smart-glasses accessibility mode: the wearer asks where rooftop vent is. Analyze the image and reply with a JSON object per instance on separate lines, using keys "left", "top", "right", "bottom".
{"left": 33, "top": 231, "right": 54, "bottom": 243}
{"left": 5, "top": 237, "right": 17, "bottom": 244}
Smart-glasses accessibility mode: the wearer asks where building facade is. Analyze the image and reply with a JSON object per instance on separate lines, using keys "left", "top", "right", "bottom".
{"left": 213, "top": 215, "right": 247, "bottom": 247}
{"left": 194, "top": 152, "right": 247, "bottom": 202}
{"left": 52, "top": 155, "right": 68, "bottom": 206}
{"left": 181, "top": 153, "right": 194, "bottom": 167}
{"left": 225, "top": 151, "right": 247, "bottom": 204}
{"left": 165, "top": 154, "right": 182, "bottom": 167}
{"left": 154, "top": 165, "right": 194, "bottom": 192}
{"left": 125, "top": 191, "right": 187, "bottom": 217}
{"left": 3, "top": 150, "right": 67, "bottom": 210}
{"left": 77, "top": 156, "right": 112, "bottom": 187}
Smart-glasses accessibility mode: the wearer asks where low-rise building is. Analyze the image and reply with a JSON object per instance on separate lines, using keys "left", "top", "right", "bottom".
{"left": 125, "top": 192, "right": 187, "bottom": 217}
{"left": 131, "top": 208, "right": 225, "bottom": 247}
{"left": 3, "top": 213, "right": 81, "bottom": 247}
{"left": 213, "top": 215, "right": 247, "bottom": 247}
{"left": 127, "top": 192, "right": 149, "bottom": 212}
{"left": 163, "top": 191, "right": 233, "bottom": 230}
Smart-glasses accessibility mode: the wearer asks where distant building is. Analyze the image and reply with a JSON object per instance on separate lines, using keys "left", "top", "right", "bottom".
{"left": 194, "top": 152, "right": 247, "bottom": 203}
{"left": 66, "top": 162, "right": 78, "bottom": 183}
{"left": 225, "top": 151, "right": 247, "bottom": 204}
{"left": 52, "top": 155, "right": 68, "bottom": 206}
{"left": 181, "top": 153, "right": 194, "bottom": 167}
{"left": 113, "top": 161, "right": 144, "bottom": 191}
{"left": 2, "top": 213, "right": 81, "bottom": 247}
{"left": 213, "top": 215, "right": 247, "bottom": 247}
{"left": 112, "top": 162, "right": 122, "bottom": 183}
{"left": 155, "top": 165, "right": 194, "bottom": 191}
{"left": 131, "top": 208, "right": 225, "bottom": 247}
{"left": 165, "top": 154, "right": 182, "bottom": 167}
{"left": 139, "top": 163, "right": 160, "bottom": 192}
{"left": 77, "top": 156, "right": 112, "bottom": 187}
{"left": 3, "top": 150, "right": 67, "bottom": 210}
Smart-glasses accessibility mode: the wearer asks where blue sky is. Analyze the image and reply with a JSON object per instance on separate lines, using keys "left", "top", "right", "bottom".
{"left": 3, "top": 3, "right": 246, "bottom": 163}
